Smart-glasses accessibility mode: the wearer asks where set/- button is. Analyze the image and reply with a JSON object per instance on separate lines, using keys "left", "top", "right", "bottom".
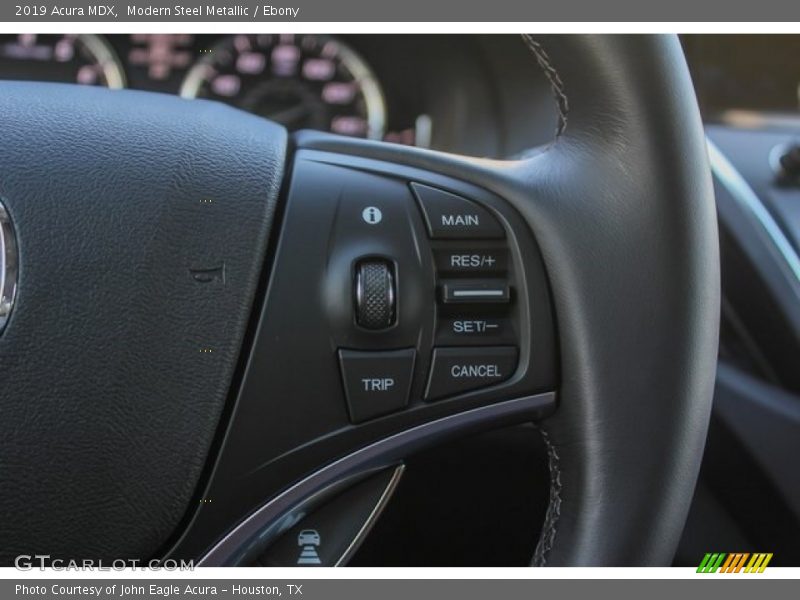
{"left": 424, "top": 346, "right": 518, "bottom": 401}
{"left": 437, "top": 317, "right": 514, "bottom": 345}
{"left": 411, "top": 182, "right": 505, "bottom": 240}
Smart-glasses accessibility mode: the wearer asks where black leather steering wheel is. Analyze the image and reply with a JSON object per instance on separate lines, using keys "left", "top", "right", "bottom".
{"left": 0, "top": 34, "right": 719, "bottom": 567}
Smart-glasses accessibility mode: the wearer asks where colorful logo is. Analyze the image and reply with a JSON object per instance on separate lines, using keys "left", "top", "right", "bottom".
{"left": 697, "top": 553, "right": 773, "bottom": 573}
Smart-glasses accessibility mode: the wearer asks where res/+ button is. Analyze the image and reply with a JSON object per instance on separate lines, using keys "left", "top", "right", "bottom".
{"left": 435, "top": 248, "right": 508, "bottom": 274}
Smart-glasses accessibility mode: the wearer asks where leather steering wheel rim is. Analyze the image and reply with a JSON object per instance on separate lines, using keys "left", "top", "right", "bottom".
{"left": 525, "top": 34, "right": 720, "bottom": 565}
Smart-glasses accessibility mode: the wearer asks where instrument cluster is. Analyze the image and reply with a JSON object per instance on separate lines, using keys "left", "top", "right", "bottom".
{"left": 0, "top": 33, "right": 429, "bottom": 145}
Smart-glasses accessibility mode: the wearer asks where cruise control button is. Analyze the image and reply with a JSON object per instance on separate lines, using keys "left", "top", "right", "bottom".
{"left": 339, "top": 348, "right": 415, "bottom": 423}
{"left": 437, "top": 317, "right": 515, "bottom": 346}
{"left": 411, "top": 183, "right": 504, "bottom": 239}
{"left": 425, "top": 346, "right": 518, "bottom": 401}
{"left": 435, "top": 248, "right": 508, "bottom": 274}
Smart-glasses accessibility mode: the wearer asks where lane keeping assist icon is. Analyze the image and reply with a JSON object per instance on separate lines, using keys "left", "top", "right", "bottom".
{"left": 296, "top": 529, "right": 322, "bottom": 565}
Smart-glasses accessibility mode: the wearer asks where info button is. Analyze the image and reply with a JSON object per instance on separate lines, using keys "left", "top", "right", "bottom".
{"left": 425, "top": 346, "right": 518, "bottom": 401}
{"left": 339, "top": 348, "right": 416, "bottom": 423}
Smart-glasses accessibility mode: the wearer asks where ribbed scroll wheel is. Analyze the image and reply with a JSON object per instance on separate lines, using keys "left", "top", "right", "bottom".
{"left": 355, "top": 260, "right": 396, "bottom": 330}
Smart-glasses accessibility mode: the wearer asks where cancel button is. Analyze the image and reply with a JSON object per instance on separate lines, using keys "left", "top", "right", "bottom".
{"left": 425, "top": 346, "right": 518, "bottom": 401}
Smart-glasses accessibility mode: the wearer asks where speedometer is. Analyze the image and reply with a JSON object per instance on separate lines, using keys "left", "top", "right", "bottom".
{"left": 179, "top": 34, "right": 386, "bottom": 139}
{"left": 0, "top": 34, "right": 125, "bottom": 88}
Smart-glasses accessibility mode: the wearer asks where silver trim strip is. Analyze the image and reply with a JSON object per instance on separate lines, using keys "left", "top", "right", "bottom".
{"left": 196, "top": 391, "right": 554, "bottom": 566}
{"left": 0, "top": 200, "right": 18, "bottom": 334}
{"left": 335, "top": 464, "right": 405, "bottom": 566}
{"left": 453, "top": 290, "right": 504, "bottom": 297}
{"left": 707, "top": 138, "right": 800, "bottom": 285}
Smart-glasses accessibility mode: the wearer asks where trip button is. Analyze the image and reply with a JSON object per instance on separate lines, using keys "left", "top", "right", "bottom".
{"left": 425, "top": 346, "right": 518, "bottom": 401}
{"left": 339, "top": 348, "right": 415, "bottom": 423}
{"left": 411, "top": 183, "right": 504, "bottom": 239}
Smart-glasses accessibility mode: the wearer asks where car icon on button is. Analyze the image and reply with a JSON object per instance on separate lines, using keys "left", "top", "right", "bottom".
{"left": 297, "top": 529, "right": 321, "bottom": 547}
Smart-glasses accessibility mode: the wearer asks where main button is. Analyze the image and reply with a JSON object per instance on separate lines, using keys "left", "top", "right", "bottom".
{"left": 425, "top": 346, "right": 518, "bottom": 401}
{"left": 339, "top": 348, "right": 415, "bottom": 423}
{"left": 411, "top": 183, "right": 505, "bottom": 239}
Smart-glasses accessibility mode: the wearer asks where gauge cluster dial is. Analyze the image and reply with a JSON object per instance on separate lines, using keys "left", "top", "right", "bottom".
{"left": 0, "top": 34, "right": 125, "bottom": 88}
{"left": 180, "top": 34, "right": 386, "bottom": 139}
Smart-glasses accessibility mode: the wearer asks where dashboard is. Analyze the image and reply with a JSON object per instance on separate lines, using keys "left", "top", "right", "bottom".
{"left": 682, "top": 35, "right": 800, "bottom": 120}
{"left": 2, "top": 34, "right": 797, "bottom": 159}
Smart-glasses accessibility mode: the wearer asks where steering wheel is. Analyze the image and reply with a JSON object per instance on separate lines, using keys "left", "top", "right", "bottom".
{"left": 0, "top": 34, "right": 719, "bottom": 567}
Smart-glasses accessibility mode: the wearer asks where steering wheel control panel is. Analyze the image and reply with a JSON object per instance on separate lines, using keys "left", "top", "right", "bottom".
{"left": 245, "top": 147, "right": 555, "bottom": 453}
{"left": 332, "top": 179, "right": 526, "bottom": 422}
{"left": 165, "top": 146, "right": 557, "bottom": 561}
